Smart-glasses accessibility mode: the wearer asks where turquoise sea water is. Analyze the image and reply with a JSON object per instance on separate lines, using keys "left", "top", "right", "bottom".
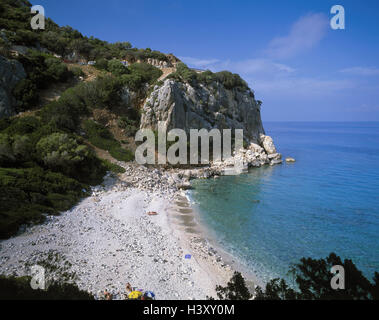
{"left": 190, "top": 122, "right": 379, "bottom": 284}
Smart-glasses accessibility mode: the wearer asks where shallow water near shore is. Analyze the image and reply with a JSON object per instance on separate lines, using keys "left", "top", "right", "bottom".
{"left": 190, "top": 122, "right": 379, "bottom": 284}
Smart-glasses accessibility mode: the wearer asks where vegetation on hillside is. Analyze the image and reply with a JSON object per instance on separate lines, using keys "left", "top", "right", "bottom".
{"left": 0, "top": 64, "right": 146, "bottom": 238}
{"left": 83, "top": 119, "right": 134, "bottom": 162}
{"left": 169, "top": 62, "right": 249, "bottom": 91}
{"left": 0, "top": 115, "right": 107, "bottom": 238}
{"left": 0, "top": 0, "right": 251, "bottom": 240}
{"left": 0, "top": 0, "right": 167, "bottom": 62}
{"left": 13, "top": 50, "right": 73, "bottom": 111}
{"left": 95, "top": 60, "right": 163, "bottom": 92}
{"left": 213, "top": 253, "right": 379, "bottom": 300}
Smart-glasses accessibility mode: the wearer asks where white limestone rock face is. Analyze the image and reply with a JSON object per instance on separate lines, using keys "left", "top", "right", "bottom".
{"left": 140, "top": 78, "right": 283, "bottom": 169}
{"left": 140, "top": 79, "right": 265, "bottom": 144}
{"left": 0, "top": 55, "right": 26, "bottom": 118}
{"left": 260, "top": 134, "right": 277, "bottom": 154}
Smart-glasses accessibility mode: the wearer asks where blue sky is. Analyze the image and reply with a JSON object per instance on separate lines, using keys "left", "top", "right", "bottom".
{"left": 36, "top": 0, "right": 379, "bottom": 121}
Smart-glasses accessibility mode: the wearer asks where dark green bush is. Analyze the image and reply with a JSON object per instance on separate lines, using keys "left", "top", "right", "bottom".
{"left": 101, "top": 159, "right": 126, "bottom": 174}
{"left": 119, "top": 63, "right": 162, "bottom": 91}
{"left": 254, "top": 253, "right": 379, "bottom": 300}
{"left": 70, "top": 66, "right": 85, "bottom": 78}
{"left": 169, "top": 64, "right": 249, "bottom": 91}
{"left": 0, "top": 166, "right": 87, "bottom": 239}
{"left": 13, "top": 51, "right": 72, "bottom": 112}
{"left": 36, "top": 133, "right": 93, "bottom": 176}
{"left": 107, "top": 59, "right": 129, "bottom": 76}
{"left": 2, "top": 116, "right": 41, "bottom": 136}
{"left": 117, "top": 116, "right": 138, "bottom": 137}
{"left": 83, "top": 119, "right": 134, "bottom": 162}
{"left": 12, "top": 79, "right": 38, "bottom": 111}
{"left": 169, "top": 62, "right": 197, "bottom": 84}
{"left": 213, "top": 272, "right": 253, "bottom": 300}
{"left": 94, "top": 58, "right": 108, "bottom": 70}
{"left": 213, "top": 71, "right": 248, "bottom": 90}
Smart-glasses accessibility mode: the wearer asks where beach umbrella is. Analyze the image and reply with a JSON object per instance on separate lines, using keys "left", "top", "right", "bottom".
{"left": 128, "top": 291, "right": 143, "bottom": 300}
{"left": 143, "top": 291, "right": 156, "bottom": 300}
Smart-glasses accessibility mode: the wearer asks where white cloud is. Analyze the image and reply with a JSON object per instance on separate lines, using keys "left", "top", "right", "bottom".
{"left": 177, "top": 12, "right": 358, "bottom": 104}
{"left": 178, "top": 56, "right": 220, "bottom": 68}
{"left": 266, "top": 13, "right": 329, "bottom": 59}
{"left": 339, "top": 67, "right": 379, "bottom": 76}
{"left": 250, "top": 77, "right": 355, "bottom": 98}
{"left": 180, "top": 57, "right": 295, "bottom": 76}
{"left": 177, "top": 55, "right": 355, "bottom": 100}
{"left": 228, "top": 59, "right": 295, "bottom": 75}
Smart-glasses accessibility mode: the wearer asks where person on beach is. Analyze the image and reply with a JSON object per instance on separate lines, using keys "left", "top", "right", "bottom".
{"left": 104, "top": 289, "right": 113, "bottom": 300}
{"left": 126, "top": 282, "right": 132, "bottom": 293}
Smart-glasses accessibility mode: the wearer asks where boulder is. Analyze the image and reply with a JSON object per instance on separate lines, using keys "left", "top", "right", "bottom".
{"left": 285, "top": 157, "right": 296, "bottom": 163}
{"left": 268, "top": 153, "right": 282, "bottom": 160}
{"left": 270, "top": 159, "right": 283, "bottom": 166}
{"left": 260, "top": 134, "right": 277, "bottom": 154}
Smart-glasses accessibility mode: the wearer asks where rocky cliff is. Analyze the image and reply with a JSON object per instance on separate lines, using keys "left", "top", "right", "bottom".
{"left": 141, "top": 79, "right": 265, "bottom": 144}
{"left": 140, "top": 78, "right": 282, "bottom": 169}
{"left": 0, "top": 55, "right": 26, "bottom": 118}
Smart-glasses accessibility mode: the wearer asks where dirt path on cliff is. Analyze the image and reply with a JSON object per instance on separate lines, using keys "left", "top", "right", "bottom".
{"left": 158, "top": 67, "right": 176, "bottom": 81}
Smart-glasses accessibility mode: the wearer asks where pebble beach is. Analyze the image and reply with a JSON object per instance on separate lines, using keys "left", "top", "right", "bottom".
{"left": 0, "top": 163, "right": 235, "bottom": 300}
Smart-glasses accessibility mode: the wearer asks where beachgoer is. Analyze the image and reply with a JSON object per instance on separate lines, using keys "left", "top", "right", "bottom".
{"left": 104, "top": 289, "right": 112, "bottom": 300}
{"left": 126, "top": 282, "right": 132, "bottom": 292}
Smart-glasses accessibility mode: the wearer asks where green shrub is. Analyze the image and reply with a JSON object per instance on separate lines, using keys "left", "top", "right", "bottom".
{"left": 12, "top": 79, "right": 38, "bottom": 111}
{"left": 107, "top": 59, "right": 129, "bottom": 76}
{"left": 94, "top": 58, "right": 108, "bottom": 71}
{"left": 2, "top": 116, "right": 41, "bottom": 136}
{"left": 254, "top": 253, "right": 379, "bottom": 300}
{"left": 130, "top": 62, "right": 162, "bottom": 83}
{"left": 109, "top": 145, "right": 134, "bottom": 162}
{"left": 36, "top": 133, "right": 90, "bottom": 174}
{"left": 45, "top": 57, "right": 71, "bottom": 82}
{"left": 70, "top": 66, "right": 85, "bottom": 78}
{"left": 13, "top": 51, "right": 72, "bottom": 112}
{"left": 120, "top": 73, "right": 143, "bottom": 91}
{"left": 168, "top": 62, "right": 197, "bottom": 84}
{"left": 0, "top": 166, "right": 87, "bottom": 239}
{"left": 41, "top": 81, "right": 98, "bottom": 131}
{"left": 92, "top": 75, "right": 124, "bottom": 109}
{"left": 120, "top": 63, "right": 162, "bottom": 91}
{"left": 0, "top": 133, "right": 33, "bottom": 166}
{"left": 36, "top": 132, "right": 106, "bottom": 184}
{"left": 83, "top": 119, "right": 133, "bottom": 162}
{"left": 117, "top": 116, "right": 138, "bottom": 137}
{"left": 41, "top": 100, "right": 83, "bottom": 131}
{"left": 213, "top": 71, "right": 248, "bottom": 91}
{"left": 212, "top": 272, "right": 252, "bottom": 300}
{"left": 101, "top": 159, "right": 126, "bottom": 174}
{"left": 17, "top": 50, "right": 70, "bottom": 89}
{"left": 169, "top": 64, "right": 249, "bottom": 91}
{"left": 0, "top": 133, "right": 14, "bottom": 165}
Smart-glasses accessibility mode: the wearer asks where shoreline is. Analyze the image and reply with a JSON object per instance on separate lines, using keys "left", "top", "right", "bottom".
{"left": 0, "top": 163, "right": 239, "bottom": 299}
{"left": 185, "top": 189, "right": 265, "bottom": 291}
